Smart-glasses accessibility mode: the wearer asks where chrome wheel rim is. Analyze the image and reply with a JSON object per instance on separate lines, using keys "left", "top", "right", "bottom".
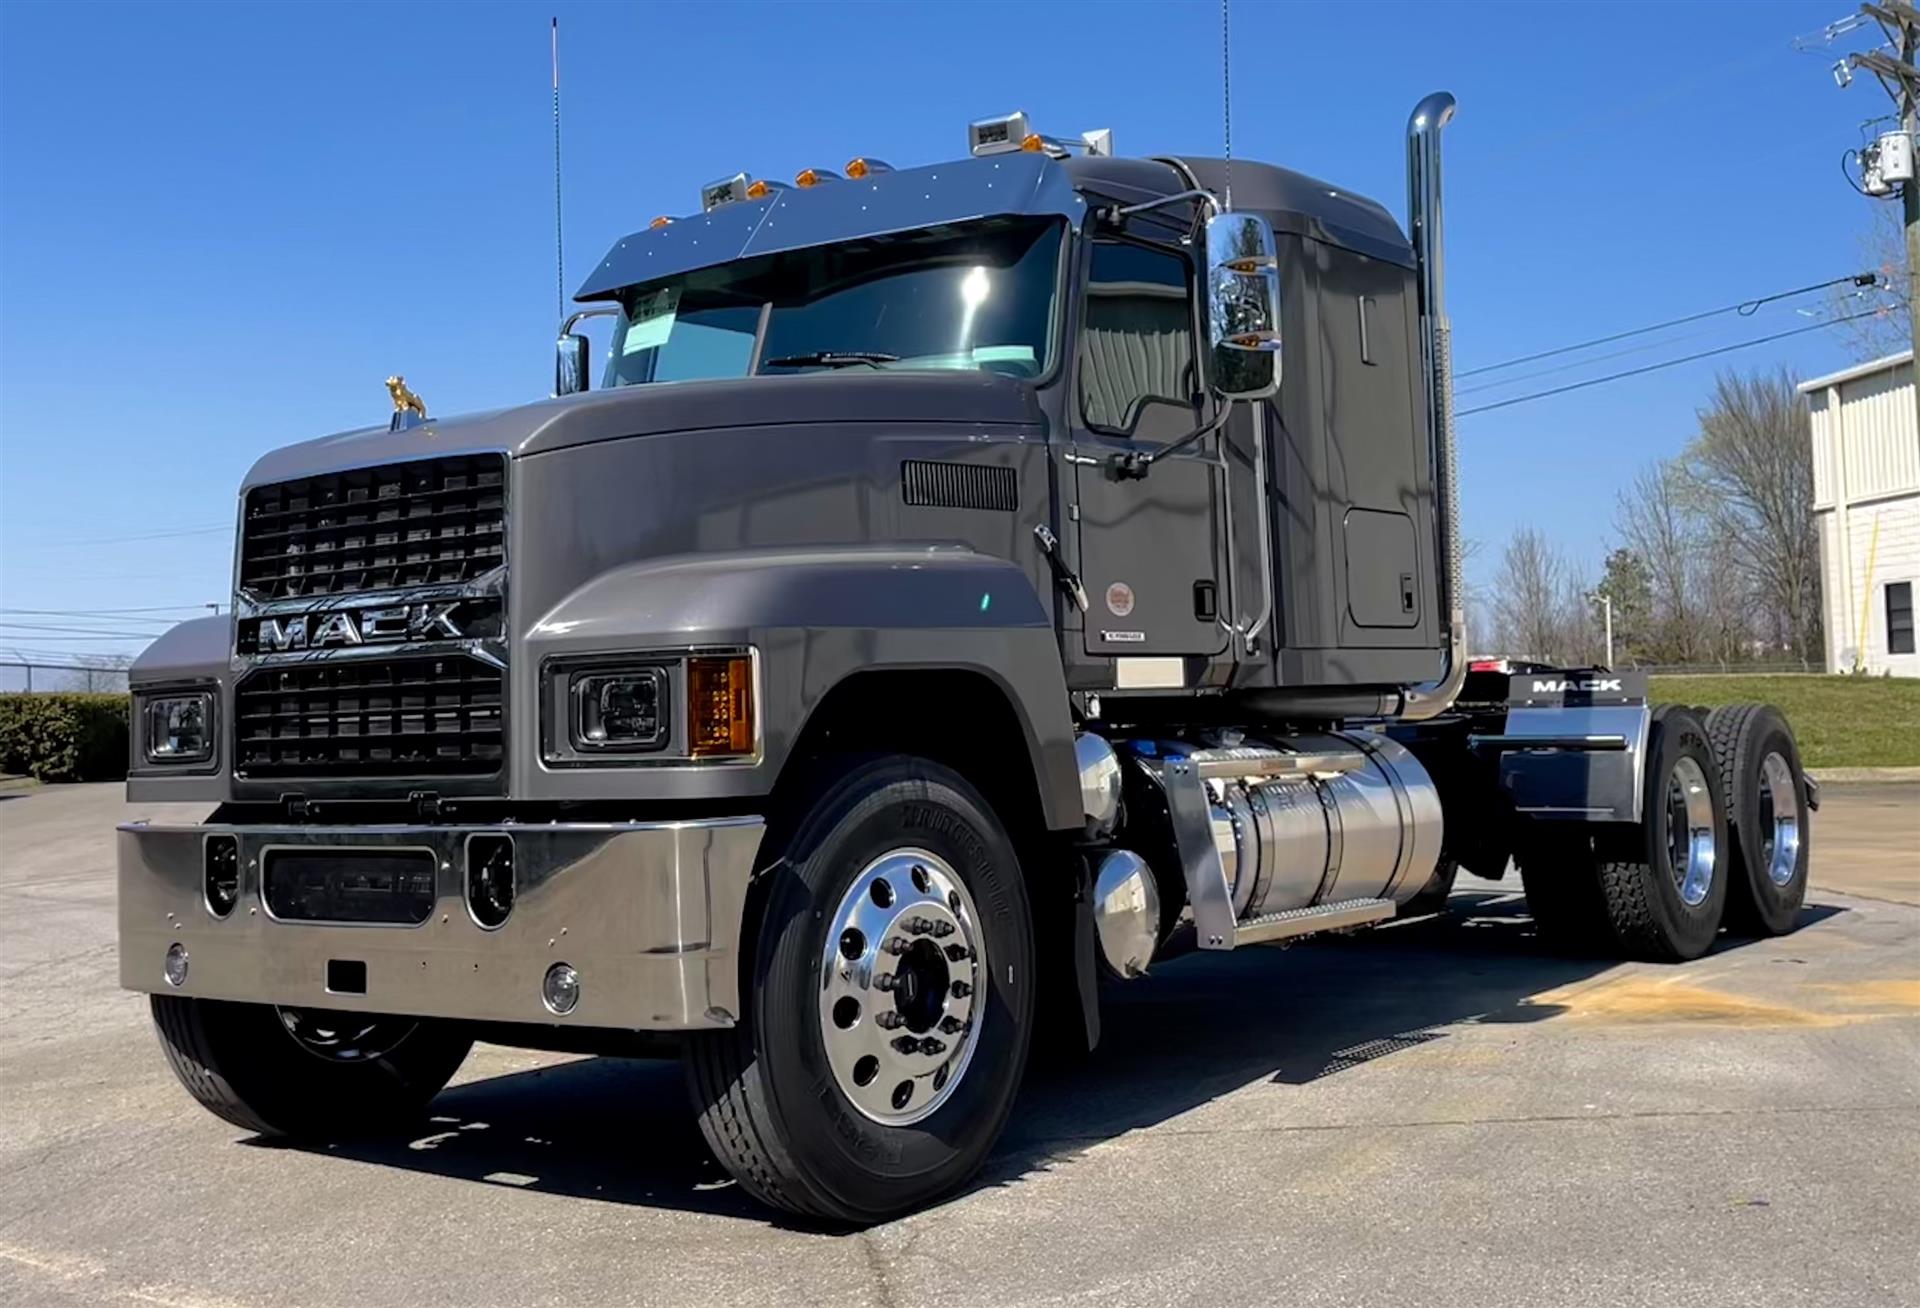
{"left": 1758, "top": 750, "right": 1802, "bottom": 887}
{"left": 1664, "top": 755, "right": 1717, "bottom": 907}
{"left": 818, "top": 848, "right": 985, "bottom": 1127}
{"left": 275, "top": 1007, "right": 417, "bottom": 1063}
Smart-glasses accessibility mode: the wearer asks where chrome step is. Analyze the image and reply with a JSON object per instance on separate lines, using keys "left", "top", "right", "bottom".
{"left": 1185, "top": 745, "right": 1367, "bottom": 781}
{"left": 1230, "top": 897, "right": 1396, "bottom": 947}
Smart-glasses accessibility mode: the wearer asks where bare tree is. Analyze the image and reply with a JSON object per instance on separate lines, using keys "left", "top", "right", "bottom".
{"left": 1827, "top": 201, "right": 1912, "bottom": 362}
{"left": 1682, "top": 369, "right": 1822, "bottom": 665}
{"left": 1613, "top": 461, "right": 1704, "bottom": 663}
{"left": 1491, "top": 526, "right": 1581, "bottom": 662}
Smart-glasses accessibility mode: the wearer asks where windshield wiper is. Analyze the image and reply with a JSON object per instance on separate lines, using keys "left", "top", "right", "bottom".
{"left": 761, "top": 351, "right": 899, "bottom": 370}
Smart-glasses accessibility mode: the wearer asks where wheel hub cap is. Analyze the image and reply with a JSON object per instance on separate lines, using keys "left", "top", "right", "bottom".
{"left": 1757, "top": 750, "right": 1801, "bottom": 887}
{"left": 1665, "top": 755, "right": 1717, "bottom": 907}
{"left": 819, "top": 848, "right": 985, "bottom": 1126}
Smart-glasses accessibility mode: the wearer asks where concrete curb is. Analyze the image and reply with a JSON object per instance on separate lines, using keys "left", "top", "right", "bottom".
{"left": 1807, "top": 767, "right": 1920, "bottom": 783}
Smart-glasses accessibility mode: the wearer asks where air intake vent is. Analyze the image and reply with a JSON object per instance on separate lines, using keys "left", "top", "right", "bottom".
{"left": 234, "top": 654, "right": 503, "bottom": 778}
{"left": 901, "top": 460, "right": 1017, "bottom": 512}
{"left": 239, "top": 454, "right": 506, "bottom": 599}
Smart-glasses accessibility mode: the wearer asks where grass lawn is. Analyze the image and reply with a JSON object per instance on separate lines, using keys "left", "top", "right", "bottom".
{"left": 1648, "top": 675, "right": 1920, "bottom": 769}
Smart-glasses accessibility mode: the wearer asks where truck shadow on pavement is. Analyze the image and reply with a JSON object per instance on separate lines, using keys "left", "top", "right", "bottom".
{"left": 269, "top": 888, "right": 1844, "bottom": 1228}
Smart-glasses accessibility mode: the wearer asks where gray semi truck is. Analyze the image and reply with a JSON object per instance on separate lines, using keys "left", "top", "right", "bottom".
{"left": 119, "top": 94, "right": 1817, "bottom": 1222}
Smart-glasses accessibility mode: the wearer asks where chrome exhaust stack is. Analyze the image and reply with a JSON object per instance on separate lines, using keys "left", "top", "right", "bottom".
{"left": 1398, "top": 91, "right": 1466, "bottom": 722}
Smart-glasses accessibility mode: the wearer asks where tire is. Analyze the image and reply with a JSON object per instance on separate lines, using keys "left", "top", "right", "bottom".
{"left": 1517, "top": 831, "right": 1610, "bottom": 950}
{"left": 1704, "top": 703, "right": 1810, "bottom": 935}
{"left": 150, "top": 996, "right": 472, "bottom": 1137}
{"left": 1402, "top": 856, "right": 1460, "bottom": 916}
{"left": 1591, "top": 704, "right": 1730, "bottom": 961}
{"left": 684, "top": 755, "right": 1034, "bottom": 1224}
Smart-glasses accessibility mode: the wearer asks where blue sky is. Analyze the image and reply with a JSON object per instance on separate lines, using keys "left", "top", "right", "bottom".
{"left": 0, "top": 0, "right": 1897, "bottom": 672}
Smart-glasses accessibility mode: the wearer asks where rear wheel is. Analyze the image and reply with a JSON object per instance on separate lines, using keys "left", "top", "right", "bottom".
{"left": 684, "top": 755, "right": 1034, "bottom": 1224}
{"left": 1704, "top": 703, "right": 1810, "bottom": 935}
{"left": 1592, "top": 705, "right": 1729, "bottom": 961}
{"left": 1517, "top": 832, "right": 1609, "bottom": 950}
{"left": 150, "top": 996, "right": 472, "bottom": 1137}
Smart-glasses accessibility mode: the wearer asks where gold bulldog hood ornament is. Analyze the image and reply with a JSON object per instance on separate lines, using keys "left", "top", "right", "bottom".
{"left": 385, "top": 375, "right": 428, "bottom": 432}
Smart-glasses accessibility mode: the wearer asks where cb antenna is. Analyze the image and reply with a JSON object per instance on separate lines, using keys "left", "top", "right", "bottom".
{"left": 1221, "top": 0, "right": 1233, "bottom": 211}
{"left": 551, "top": 16, "right": 565, "bottom": 326}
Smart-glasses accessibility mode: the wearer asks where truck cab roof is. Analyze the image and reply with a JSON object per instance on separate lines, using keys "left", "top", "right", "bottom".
{"left": 575, "top": 150, "right": 1411, "bottom": 303}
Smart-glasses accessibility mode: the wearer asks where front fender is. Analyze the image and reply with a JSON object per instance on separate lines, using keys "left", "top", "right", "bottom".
{"left": 516, "top": 545, "right": 1080, "bottom": 829}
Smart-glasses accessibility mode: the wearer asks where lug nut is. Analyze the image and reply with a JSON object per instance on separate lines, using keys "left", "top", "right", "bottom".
{"left": 939, "top": 1016, "right": 968, "bottom": 1035}
{"left": 876, "top": 1010, "right": 904, "bottom": 1030}
{"left": 884, "top": 937, "right": 911, "bottom": 955}
{"left": 873, "top": 971, "right": 898, "bottom": 992}
{"left": 921, "top": 1037, "right": 947, "bottom": 1055}
{"left": 891, "top": 1035, "right": 922, "bottom": 1055}
{"left": 944, "top": 943, "right": 972, "bottom": 963}
{"left": 950, "top": 980, "right": 972, "bottom": 998}
{"left": 904, "top": 916, "right": 933, "bottom": 936}
{"left": 932, "top": 921, "right": 955, "bottom": 938}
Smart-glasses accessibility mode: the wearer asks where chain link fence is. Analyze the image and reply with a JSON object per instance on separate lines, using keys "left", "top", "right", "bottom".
{"left": 0, "top": 660, "right": 132, "bottom": 694}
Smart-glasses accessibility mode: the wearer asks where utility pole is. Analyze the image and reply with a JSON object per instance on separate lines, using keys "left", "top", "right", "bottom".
{"left": 1851, "top": 3, "right": 1920, "bottom": 379}
{"left": 1591, "top": 591, "right": 1615, "bottom": 669}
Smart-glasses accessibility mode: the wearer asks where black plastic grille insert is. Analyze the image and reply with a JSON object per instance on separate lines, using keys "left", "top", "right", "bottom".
{"left": 240, "top": 454, "right": 506, "bottom": 599}
{"left": 234, "top": 655, "right": 504, "bottom": 778}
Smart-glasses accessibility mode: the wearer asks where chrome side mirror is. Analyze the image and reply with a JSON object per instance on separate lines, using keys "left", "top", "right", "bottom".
{"left": 1204, "top": 212, "right": 1283, "bottom": 401}
{"left": 555, "top": 333, "right": 591, "bottom": 397}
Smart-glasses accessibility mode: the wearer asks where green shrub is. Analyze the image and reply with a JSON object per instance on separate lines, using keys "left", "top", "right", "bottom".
{"left": 0, "top": 693, "right": 130, "bottom": 782}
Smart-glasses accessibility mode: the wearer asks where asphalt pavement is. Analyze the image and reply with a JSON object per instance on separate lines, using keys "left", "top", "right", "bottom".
{"left": 1, "top": 782, "right": 1915, "bottom": 1308}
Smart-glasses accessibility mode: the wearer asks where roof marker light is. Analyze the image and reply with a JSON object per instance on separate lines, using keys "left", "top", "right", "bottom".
{"left": 844, "top": 157, "right": 893, "bottom": 179}
{"left": 744, "top": 178, "right": 790, "bottom": 200}
{"left": 794, "top": 167, "right": 842, "bottom": 188}
{"left": 649, "top": 215, "right": 674, "bottom": 229}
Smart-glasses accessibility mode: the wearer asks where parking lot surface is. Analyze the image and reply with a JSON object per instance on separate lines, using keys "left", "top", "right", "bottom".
{"left": 1, "top": 782, "right": 1915, "bottom": 1307}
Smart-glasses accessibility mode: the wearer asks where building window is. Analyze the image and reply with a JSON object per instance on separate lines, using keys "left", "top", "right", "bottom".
{"left": 1889, "top": 581, "right": 1916, "bottom": 656}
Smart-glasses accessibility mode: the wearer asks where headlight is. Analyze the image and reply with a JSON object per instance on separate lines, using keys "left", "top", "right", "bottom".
{"left": 571, "top": 667, "right": 668, "bottom": 751}
{"left": 143, "top": 691, "right": 213, "bottom": 765}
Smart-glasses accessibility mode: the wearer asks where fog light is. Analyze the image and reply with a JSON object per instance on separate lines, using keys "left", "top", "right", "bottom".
{"left": 542, "top": 962, "right": 580, "bottom": 1015}
{"left": 466, "top": 834, "right": 514, "bottom": 929}
{"left": 163, "top": 943, "right": 189, "bottom": 987}
{"left": 204, "top": 834, "right": 239, "bottom": 918}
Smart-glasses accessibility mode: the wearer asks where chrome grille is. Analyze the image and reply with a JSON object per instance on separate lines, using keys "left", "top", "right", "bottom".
{"left": 239, "top": 454, "right": 506, "bottom": 599}
{"left": 234, "top": 655, "right": 504, "bottom": 778}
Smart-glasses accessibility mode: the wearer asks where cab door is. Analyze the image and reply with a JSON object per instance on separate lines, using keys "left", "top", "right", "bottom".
{"left": 1070, "top": 237, "right": 1229, "bottom": 660}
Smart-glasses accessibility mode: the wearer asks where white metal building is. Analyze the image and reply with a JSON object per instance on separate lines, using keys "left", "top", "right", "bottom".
{"left": 1803, "top": 351, "right": 1918, "bottom": 675}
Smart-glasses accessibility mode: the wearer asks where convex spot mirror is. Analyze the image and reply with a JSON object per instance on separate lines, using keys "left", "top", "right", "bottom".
{"left": 555, "top": 333, "right": 591, "bottom": 396}
{"left": 1204, "top": 212, "right": 1282, "bottom": 401}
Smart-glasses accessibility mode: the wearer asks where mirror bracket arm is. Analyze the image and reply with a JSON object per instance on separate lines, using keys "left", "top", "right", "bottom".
{"left": 1105, "top": 402, "right": 1231, "bottom": 481}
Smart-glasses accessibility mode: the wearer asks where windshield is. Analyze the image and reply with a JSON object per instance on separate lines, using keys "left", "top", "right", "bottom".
{"left": 602, "top": 216, "right": 1063, "bottom": 387}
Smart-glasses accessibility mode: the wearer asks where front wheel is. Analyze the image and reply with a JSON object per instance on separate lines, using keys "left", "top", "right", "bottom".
{"left": 684, "top": 755, "right": 1034, "bottom": 1224}
{"left": 151, "top": 996, "right": 472, "bottom": 1137}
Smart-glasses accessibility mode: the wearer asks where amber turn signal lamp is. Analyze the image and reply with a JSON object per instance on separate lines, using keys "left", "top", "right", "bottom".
{"left": 649, "top": 215, "right": 674, "bottom": 228}
{"left": 1020, "top": 133, "right": 1045, "bottom": 152}
{"left": 687, "top": 656, "right": 755, "bottom": 757}
{"left": 744, "top": 179, "right": 770, "bottom": 199}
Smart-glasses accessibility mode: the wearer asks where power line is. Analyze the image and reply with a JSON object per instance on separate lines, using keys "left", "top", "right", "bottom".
{"left": 34, "top": 524, "right": 229, "bottom": 548}
{"left": 1458, "top": 273, "right": 1876, "bottom": 378}
{"left": 0, "top": 622, "right": 168, "bottom": 638}
{"left": 0, "top": 605, "right": 213, "bottom": 616}
{"left": 1457, "top": 309, "right": 1880, "bottom": 417}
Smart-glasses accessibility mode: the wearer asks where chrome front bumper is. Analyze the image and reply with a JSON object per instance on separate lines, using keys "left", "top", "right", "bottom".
{"left": 117, "top": 817, "right": 765, "bottom": 1030}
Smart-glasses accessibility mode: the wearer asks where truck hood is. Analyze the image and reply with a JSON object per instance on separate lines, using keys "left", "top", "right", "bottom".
{"left": 242, "top": 370, "right": 1045, "bottom": 489}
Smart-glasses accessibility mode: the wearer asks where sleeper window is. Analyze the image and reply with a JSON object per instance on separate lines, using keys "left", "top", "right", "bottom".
{"left": 1077, "top": 240, "right": 1196, "bottom": 433}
